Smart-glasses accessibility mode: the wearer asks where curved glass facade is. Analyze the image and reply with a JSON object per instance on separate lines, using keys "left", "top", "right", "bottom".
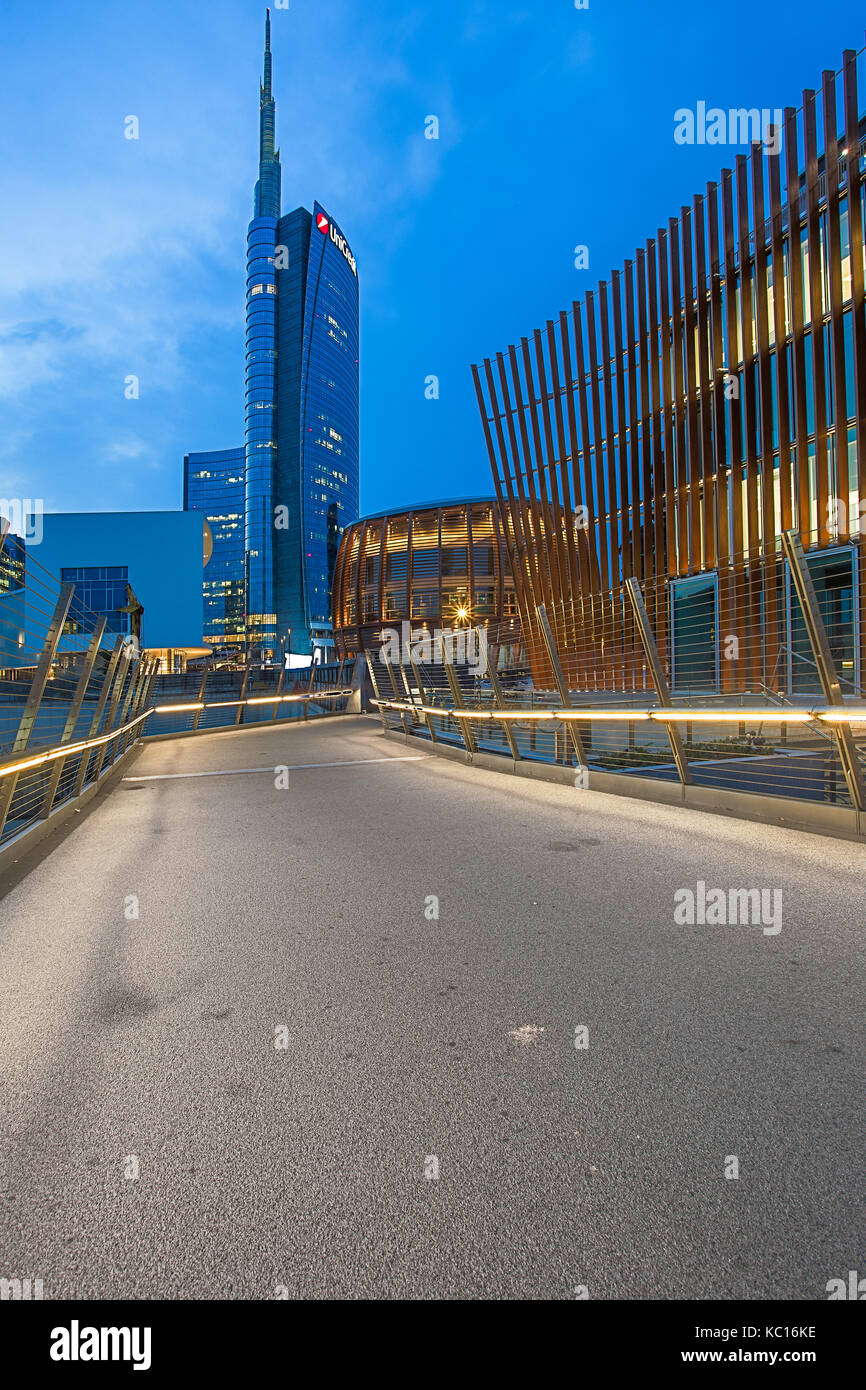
{"left": 245, "top": 215, "right": 279, "bottom": 658}
{"left": 184, "top": 447, "right": 246, "bottom": 654}
{"left": 331, "top": 499, "right": 519, "bottom": 657}
{"left": 275, "top": 202, "right": 359, "bottom": 660}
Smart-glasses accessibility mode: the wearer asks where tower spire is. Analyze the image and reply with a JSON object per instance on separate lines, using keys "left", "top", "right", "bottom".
{"left": 254, "top": 8, "right": 281, "bottom": 217}
{"left": 262, "top": 8, "right": 272, "bottom": 104}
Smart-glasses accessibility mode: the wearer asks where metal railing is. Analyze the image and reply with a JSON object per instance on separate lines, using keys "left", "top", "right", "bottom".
{"left": 0, "top": 533, "right": 358, "bottom": 856}
{"left": 365, "top": 531, "right": 866, "bottom": 830}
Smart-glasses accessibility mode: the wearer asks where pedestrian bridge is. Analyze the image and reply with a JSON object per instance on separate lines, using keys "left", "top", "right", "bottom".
{"left": 0, "top": 706, "right": 862, "bottom": 1298}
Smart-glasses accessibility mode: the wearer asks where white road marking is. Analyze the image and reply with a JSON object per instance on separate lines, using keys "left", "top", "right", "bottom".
{"left": 124, "top": 756, "right": 432, "bottom": 782}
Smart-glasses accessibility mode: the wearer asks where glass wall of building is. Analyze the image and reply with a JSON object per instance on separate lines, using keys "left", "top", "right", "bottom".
{"left": 184, "top": 448, "right": 246, "bottom": 658}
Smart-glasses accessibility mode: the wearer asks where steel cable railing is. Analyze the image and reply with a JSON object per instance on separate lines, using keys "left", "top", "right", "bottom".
{"left": 364, "top": 530, "right": 866, "bottom": 823}
{"left": 0, "top": 526, "right": 358, "bottom": 853}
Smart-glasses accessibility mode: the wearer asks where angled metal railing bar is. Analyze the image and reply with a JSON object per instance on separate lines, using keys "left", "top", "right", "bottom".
{"left": 269, "top": 663, "right": 286, "bottom": 723}
{"left": 235, "top": 656, "right": 252, "bottom": 727}
{"left": 107, "top": 657, "right": 141, "bottom": 768}
{"left": 364, "top": 652, "right": 390, "bottom": 732}
{"left": 535, "top": 603, "right": 586, "bottom": 763}
{"left": 91, "top": 648, "right": 133, "bottom": 783}
{"left": 443, "top": 653, "right": 476, "bottom": 754}
{"left": 782, "top": 528, "right": 866, "bottom": 811}
{"left": 487, "top": 644, "right": 521, "bottom": 761}
{"left": 625, "top": 577, "right": 692, "bottom": 786}
{"left": 40, "top": 617, "right": 107, "bottom": 819}
{"left": 382, "top": 655, "right": 411, "bottom": 734}
{"left": 191, "top": 667, "right": 208, "bottom": 733}
{"left": 303, "top": 660, "right": 317, "bottom": 721}
{"left": 139, "top": 658, "right": 160, "bottom": 735}
{"left": 334, "top": 657, "right": 346, "bottom": 710}
{"left": 408, "top": 654, "right": 438, "bottom": 743}
{"left": 120, "top": 656, "right": 156, "bottom": 754}
{"left": 0, "top": 581, "right": 75, "bottom": 841}
{"left": 114, "top": 659, "right": 145, "bottom": 758}
{"left": 72, "top": 637, "right": 125, "bottom": 796}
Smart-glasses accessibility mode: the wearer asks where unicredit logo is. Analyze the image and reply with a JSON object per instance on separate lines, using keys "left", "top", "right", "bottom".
{"left": 316, "top": 210, "right": 357, "bottom": 277}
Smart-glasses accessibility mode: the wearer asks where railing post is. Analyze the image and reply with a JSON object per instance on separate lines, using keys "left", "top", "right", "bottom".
{"left": 625, "top": 578, "right": 692, "bottom": 786}
{"left": 137, "top": 655, "right": 160, "bottom": 739}
{"left": 40, "top": 617, "right": 106, "bottom": 819}
{"left": 235, "top": 656, "right": 252, "bottom": 726}
{"left": 443, "top": 647, "right": 476, "bottom": 754}
{"left": 270, "top": 663, "right": 286, "bottom": 723}
{"left": 192, "top": 666, "right": 208, "bottom": 733}
{"left": 364, "top": 651, "right": 390, "bottom": 732}
{"left": 91, "top": 647, "right": 133, "bottom": 782}
{"left": 486, "top": 642, "right": 520, "bottom": 762}
{"left": 121, "top": 654, "right": 158, "bottom": 752}
{"left": 72, "top": 637, "right": 125, "bottom": 796}
{"left": 408, "top": 654, "right": 438, "bottom": 744}
{"left": 382, "top": 655, "right": 411, "bottom": 734}
{"left": 101, "top": 649, "right": 139, "bottom": 772}
{"left": 535, "top": 604, "right": 586, "bottom": 763}
{"left": 304, "top": 660, "right": 316, "bottom": 721}
{"left": 0, "top": 581, "right": 75, "bottom": 841}
{"left": 782, "top": 528, "right": 866, "bottom": 811}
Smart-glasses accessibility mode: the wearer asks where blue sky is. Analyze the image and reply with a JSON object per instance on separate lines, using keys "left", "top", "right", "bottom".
{"left": 0, "top": 0, "right": 863, "bottom": 519}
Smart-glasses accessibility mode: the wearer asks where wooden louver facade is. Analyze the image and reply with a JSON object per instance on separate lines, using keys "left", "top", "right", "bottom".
{"left": 472, "top": 49, "right": 866, "bottom": 696}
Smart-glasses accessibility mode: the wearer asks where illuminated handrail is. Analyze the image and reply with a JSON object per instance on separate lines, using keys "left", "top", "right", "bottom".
{"left": 370, "top": 698, "right": 866, "bottom": 726}
{"left": 0, "top": 688, "right": 356, "bottom": 780}
{"left": 151, "top": 688, "right": 353, "bottom": 714}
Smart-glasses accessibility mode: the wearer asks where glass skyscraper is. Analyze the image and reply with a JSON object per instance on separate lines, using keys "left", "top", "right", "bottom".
{"left": 187, "top": 10, "right": 359, "bottom": 663}
{"left": 184, "top": 447, "right": 246, "bottom": 656}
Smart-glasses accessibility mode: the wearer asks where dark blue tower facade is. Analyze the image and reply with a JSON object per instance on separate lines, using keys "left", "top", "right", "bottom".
{"left": 244, "top": 11, "right": 359, "bottom": 661}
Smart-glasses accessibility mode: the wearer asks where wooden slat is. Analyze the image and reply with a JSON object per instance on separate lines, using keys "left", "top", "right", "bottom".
{"left": 784, "top": 106, "right": 811, "bottom": 543}
{"left": 751, "top": 142, "right": 780, "bottom": 687}
{"left": 667, "top": 216, "right": 689, "bottom": 574}
{"left": 767, "top": 126, "right": 794, "bottom": 534}
{"left": 692, "top": 192, "right": 716, "bottom": 571}
{"left": 823, "top": 69, "right": 849, "bottom": 528}
{"left": 680, "top": 206, "right": 703, "bottom": 571}
{"left": 656, "top": 228, "right": 678, "bottom": 580}
{"left": 843, "top": 52, "right": 866, "bottom": 507}
{"left": 803, "top": 88, "right": 829, "bottom": 546}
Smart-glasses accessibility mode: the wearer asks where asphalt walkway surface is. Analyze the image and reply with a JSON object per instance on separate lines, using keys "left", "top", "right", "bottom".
{"left": 0, "top": 715, "right": 862, "bottom": 1299}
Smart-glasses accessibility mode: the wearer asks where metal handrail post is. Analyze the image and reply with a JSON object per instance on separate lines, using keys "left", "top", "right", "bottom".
{"left": 40, "top": 617, "right": 107, "bottom": 819}
{"left": 304, "top": 659, "right": 316, "bottom": 721}
{"left": 625, "top": 578, "right": 692, "bottom": 786}
{"left": 137, "top": 656, "right": 161, "bottom": 739}
{"left": 782, "top": 528, "right": 866, "bottom": 811}
{"left": 235, "top": 656, "right": 252, "bottom": 726}
{"left": 443, "top": 650, "right": 476, "bottom": 754}
{"left": 270, "top": 663, "right": 286, "bottom": 723}
{"left": 364, "top": 651, "right": 390, "bottom": 731}
{"left": 382, "top": 656, "right": 411, "bottom": 734}
{"left": 535, "top": 604, "right": 586, "bottom": 763}
{"left": 101, "top": 650, "right": 139, "bottom": 773}
{"left": 408, "top": 654, "right": 438, "bottom": 743}
{"left": 0, "top": 582, "right": 75, "bottom": 840}
{"left": 192, "top": 666, "right": 208, "bottom": 733}
{"left": 91, "top": 647, "right": 133, "bottom": 782}
{"left": 121, "top": 654, "right": 158, "bottom": 752}
{"left": 72, "top": 637, "right": 125, "bottom": 796}
{"left": 486, "top": 642, "right": 520, "bottom": 761}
